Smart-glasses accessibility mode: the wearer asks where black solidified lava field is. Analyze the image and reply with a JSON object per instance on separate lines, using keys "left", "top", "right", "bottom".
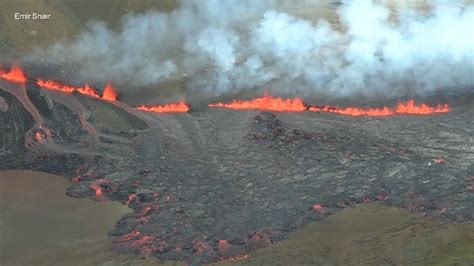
{"left": 1, "top": 81, "right": 473, "bottom": 264}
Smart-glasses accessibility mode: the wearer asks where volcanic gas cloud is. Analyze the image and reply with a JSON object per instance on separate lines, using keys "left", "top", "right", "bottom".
{"left": 26, "top": 0, "right": 473, "bottom": 101}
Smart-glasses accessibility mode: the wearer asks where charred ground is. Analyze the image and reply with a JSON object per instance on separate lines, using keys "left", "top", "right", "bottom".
{"left": 0, "top": 82, "right": 473, "bottom": 264}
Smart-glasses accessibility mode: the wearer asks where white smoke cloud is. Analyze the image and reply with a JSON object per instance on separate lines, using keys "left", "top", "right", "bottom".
{"left": 31, "top": 0, "right": 474, "bottom": 100}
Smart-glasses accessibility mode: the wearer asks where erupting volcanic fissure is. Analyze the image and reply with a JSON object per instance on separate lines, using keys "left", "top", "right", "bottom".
{"left": 0, "top": 64, "right": 117, "bottom": 101}
{"left": 0, "top": 60, "right": 471, "bottom": 265}
{"left": 0, "top": 64, "right": 27, "bottom": 83}
{"left": 208, "top": 92, "right": 306, "bottom": 112}
{"left": 308, "top": 100, "right": 450, "bottom": 116}
{"left": 395, "top": 100, "right": 450, "bottom": 114}
{"left": 102, "top": 83, "right": 118, "bottom": 101}
{"left": 136, "top": 100, "right": 190, "bottom": 113}
{"left": 0, "top": 64, "right": 452, "bottom": 116}
{"left": 209, "top": 93, "right": 450, "bottom": 116}
{"left": 36, "top": 79, "right": 101, "bottom": 98}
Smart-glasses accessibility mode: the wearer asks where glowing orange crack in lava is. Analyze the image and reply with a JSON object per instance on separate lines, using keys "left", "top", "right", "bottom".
{"left": 136, "top": 100, "right": 190, "bottom": 113}
{"left": 208, "top": 92, "right": 306, "bottom": 112}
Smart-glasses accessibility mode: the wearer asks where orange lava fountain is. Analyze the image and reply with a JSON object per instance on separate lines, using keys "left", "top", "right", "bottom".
{"left": 208, "top": 93, "right": 306, "bottom": 112}
{"left": 0, "top": 64, "right": 120, "bottom": 100}
{"left": 102, "top": 83, "right": 118, "bottom": 101}
{"left": 309, "top": 100, "right": 450, "bottom": 116}
{"left": 136, "top": 100, "right": 189, "bottom": 113}
{"left": 0, "top": 65, "right": 27, "bottom": 83}
{"left": 37, "top": 79, "right": 76, "bottom": 93}
{"left": 37, "top": 79, "right": 101, "bottom": 98}
{"left": 77, "top": 83, "right": 100, "bottom": 98}
{"left": 395, "top": 99, "right": 450, "bottom": 114}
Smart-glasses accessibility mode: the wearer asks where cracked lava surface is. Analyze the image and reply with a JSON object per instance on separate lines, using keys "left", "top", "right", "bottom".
{"left": 0, "top": 80, "right": 473, "bottom": 264}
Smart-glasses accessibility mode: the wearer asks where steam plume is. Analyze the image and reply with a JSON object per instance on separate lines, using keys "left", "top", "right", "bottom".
{"left": 28, "top": 0, "right": 474, "bottom": 100}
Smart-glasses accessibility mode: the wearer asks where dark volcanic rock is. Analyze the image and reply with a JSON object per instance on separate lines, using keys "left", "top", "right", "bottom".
{"left": 1, "top": 85, "right": 473, "bottom": 264}
{"left": 0, "top": 89, "right": 35, "bottom": 153}
{"left": 26, "top": 86, "right": 88, "bottom": 142}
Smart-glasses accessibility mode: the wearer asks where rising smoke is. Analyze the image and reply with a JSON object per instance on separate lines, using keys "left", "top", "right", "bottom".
{"left": 29, "top": 0, "right": 474, "bottom": 101}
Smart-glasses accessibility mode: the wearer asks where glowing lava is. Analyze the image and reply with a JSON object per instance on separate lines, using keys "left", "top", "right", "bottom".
{"left": 0, "top": 64, "right": 452, "bottom": 117}
{"left": 208, "top": 93, "right": 306, "bottom": 112}
{"left": 77, "top": 83, "right": 100, "bottom": 98}
{"left": 218, "top": 240, "right": 229, "bottom": 250}
{"left": 309, "top": 106, "right": 394, "bottom": 116}
{"left": 102, "top": 83, "right": 118, "bottom": 101}
{"left": 395, "top": 99, "right": 450, "bottom": 114}
{"left": 37, "top": 79, "right": 101, "bottom": 98}
{"left": 34, "top": 132, "right": 43, "bottom": 142}
{"left": 126, "top": 193, "right": 137, "bottom": 206}
{"left": 309, "top": 100, "right": 450, "bottom": 116}
{"left": 89, "top": 179, "right": 108, "bottom": 201}
{"left": 1, "top": 64, "right": 117, "bottom": 100}
{"left": 37, "top": 79, "right": 76, "bottom": 93}
{"left": 136, "top": 100, "right": 189, "bottom": 113}
{"left": 0, "top": 65, "right": 27, "bottom": 83}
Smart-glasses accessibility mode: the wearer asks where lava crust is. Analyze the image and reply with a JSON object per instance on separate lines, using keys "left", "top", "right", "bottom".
{"left": 0, "top": 83, "right": 473, "bottom": 264}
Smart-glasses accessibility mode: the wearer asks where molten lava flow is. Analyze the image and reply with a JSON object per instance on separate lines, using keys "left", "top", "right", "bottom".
{"left": 0, "top": 64, "right": 28, "bottom": 83}
{"left": 37, "top": 79, "right": 76, "bottom": 93}
{"left": 218, "top": 240, "right": 229, "bottom": 251}
{"left": 90, "top": 179, "right": 108, "bottom": 201}
{"left": 35, "top": 132, "right": 43, "bottom": 142}
{"left": 102, "top": 83, "right": 118, "bottom": 101}
{"left": 119, "top": 229, "right": 141, "bottom": 242}
{"left": 208, "top": 93, "right": 306, "bottom": 112}
{"left": 140, "top": 206, "right": 152, "bottom": 216}
{"left": 126, "top": 193, "right": 137, "bottom": 206}
{"left": 309, "top": 100, "right": 450, "bottom": 116}
{"left": 309, "top": 106, "right": 394, "bottom": 116}
{"left": 395, "top": 99, "right": 450, "bottom": 114}
{"left": 37, "top": 79, "right": 101, "bottom": 98}
{"left": 136, "top": 100, "right": 189, "bottom": 113}
{"left": 77, "top": 83, "right": 100, "bottom": 98}
{"left": 94, "top": 186, "right": 103, "bottom": 197}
